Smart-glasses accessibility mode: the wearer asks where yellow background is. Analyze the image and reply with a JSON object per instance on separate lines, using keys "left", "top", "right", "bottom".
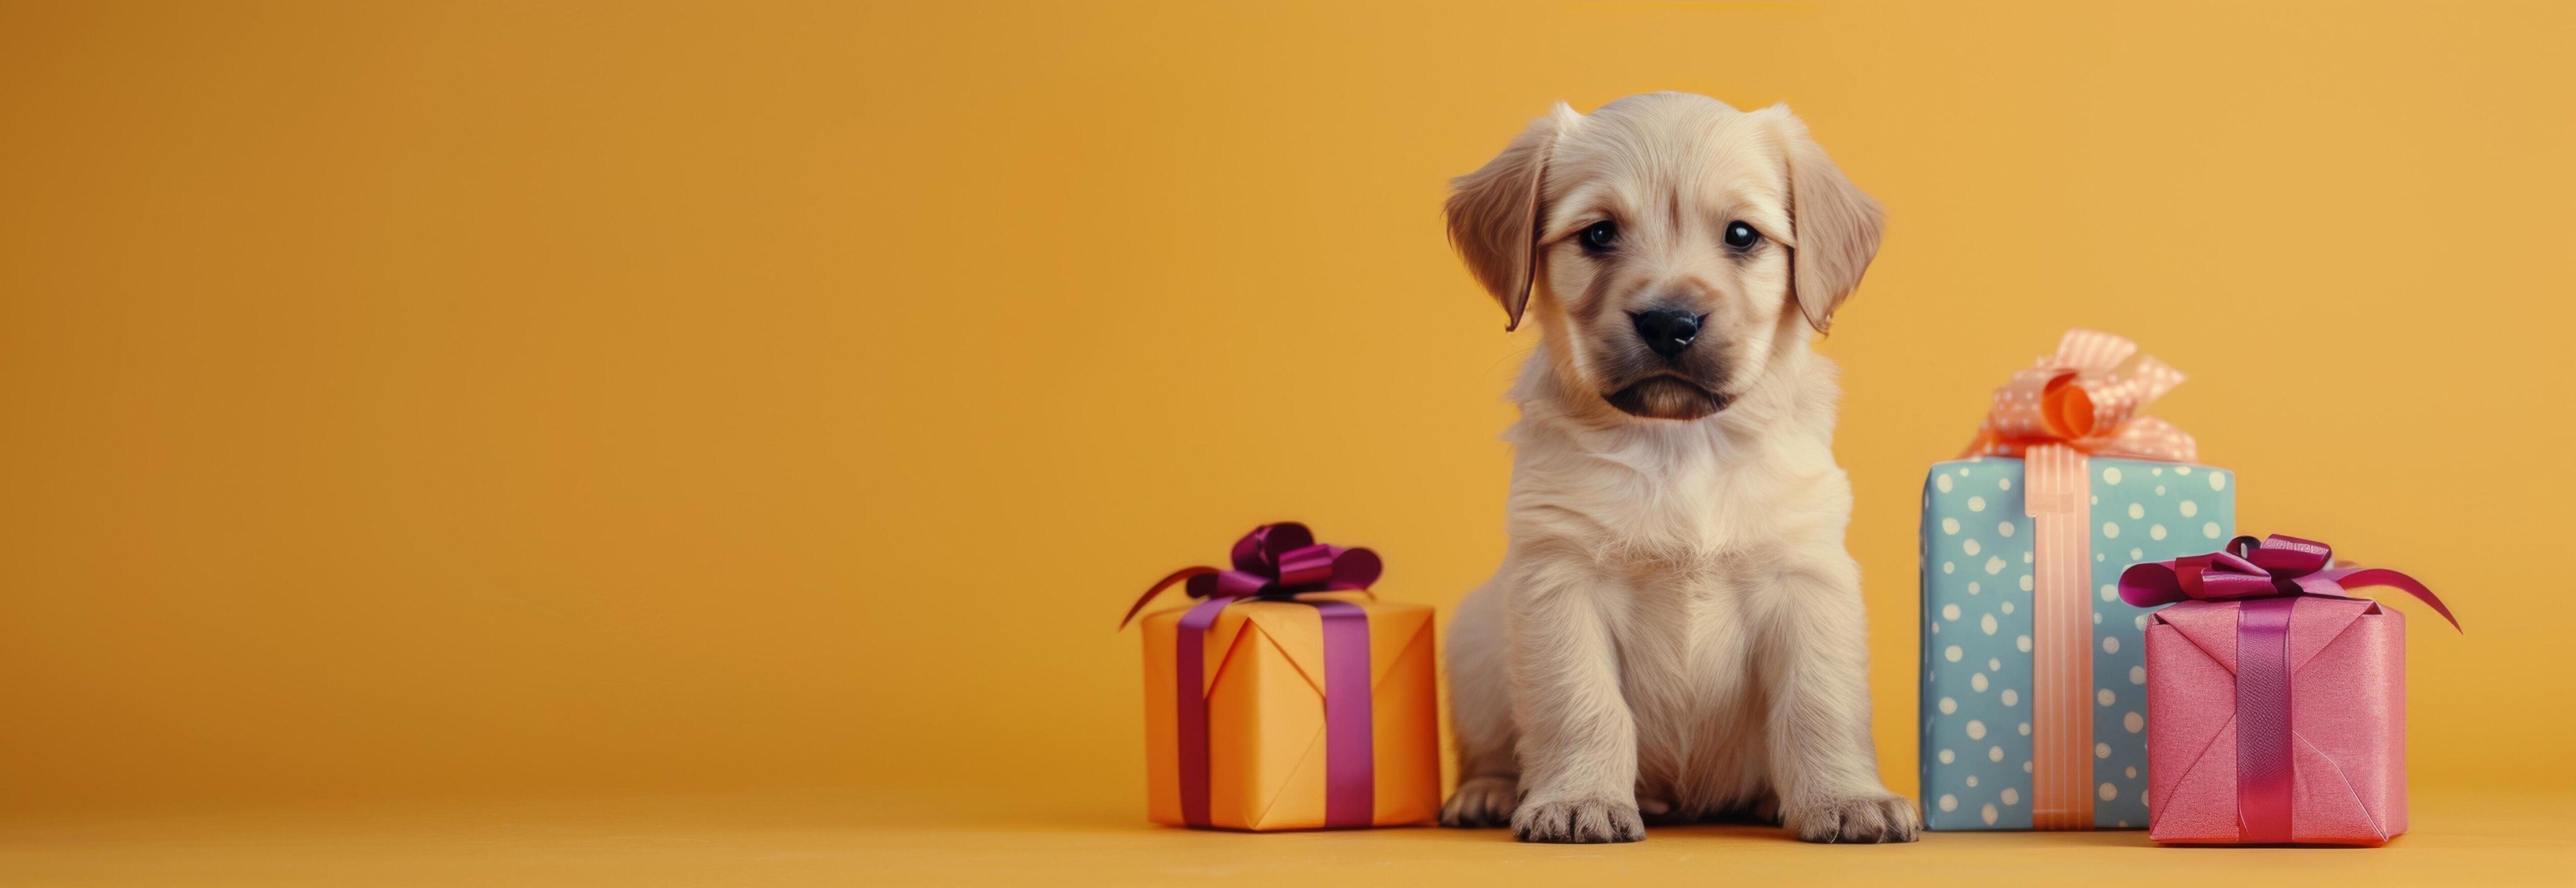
{"left": 5, "top": 2, "right": 2574, "bottom": 880}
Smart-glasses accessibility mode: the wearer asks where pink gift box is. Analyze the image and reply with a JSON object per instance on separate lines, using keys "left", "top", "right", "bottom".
{"left": 2142, "top": 596, "right": 2408, "bottom": 845}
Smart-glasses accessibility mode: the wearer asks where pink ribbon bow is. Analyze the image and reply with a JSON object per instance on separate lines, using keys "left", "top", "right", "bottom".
{"left": 1960, "top": 328, "right": 2198, "bottom": 462}
{"left": 2118, "top": 533, "right": 2460, "bottom": 631}
{"left": 1120, "top": 522, "right": 1382, "bottom": 629}
{"left": 2120, "top": 534, "right": 2456, "bottom": 844}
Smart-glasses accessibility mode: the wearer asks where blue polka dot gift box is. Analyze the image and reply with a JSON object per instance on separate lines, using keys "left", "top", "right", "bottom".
{"left": 1919, "top": 329, "right": 2235, "bottom": 831}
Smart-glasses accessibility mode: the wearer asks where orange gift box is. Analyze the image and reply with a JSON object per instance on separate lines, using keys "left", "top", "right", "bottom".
{"left": 1137, "top": 593, "right": 1440, "bottom": 830}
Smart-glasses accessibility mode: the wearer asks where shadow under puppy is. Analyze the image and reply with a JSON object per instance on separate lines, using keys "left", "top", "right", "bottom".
{"left": 1439, "top": 92, "right": 1918, "bottom": 844}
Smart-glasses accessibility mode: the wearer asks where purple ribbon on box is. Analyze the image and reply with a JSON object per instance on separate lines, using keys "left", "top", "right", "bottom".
{"left": 1122, "top": 523, "right": 1383, "bottom": 829}
{"left": 2120, "top": 534, "right": 2458, "bottom": 844}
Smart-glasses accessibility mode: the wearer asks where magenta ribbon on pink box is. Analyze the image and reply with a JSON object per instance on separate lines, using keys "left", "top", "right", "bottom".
{"left": 1121, "top": 523, "right": 1383, "bottom": 829}
{"left": 2119, "top": 534, "right": 2459, "bottom": 844}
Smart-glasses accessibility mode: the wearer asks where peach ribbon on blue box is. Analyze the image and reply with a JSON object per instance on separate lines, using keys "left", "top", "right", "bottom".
{"left": 1960, "top": 329, "right": 2196, "bottom": 830}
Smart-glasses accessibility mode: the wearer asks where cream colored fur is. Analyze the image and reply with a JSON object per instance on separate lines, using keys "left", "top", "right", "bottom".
{"left": 1439, "top": 93, "right": 1917, "bottom": 844}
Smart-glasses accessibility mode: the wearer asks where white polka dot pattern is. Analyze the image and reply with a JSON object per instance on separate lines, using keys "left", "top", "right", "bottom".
{"left": 1922, "top": 455, "right": 2234, "bottom": 830}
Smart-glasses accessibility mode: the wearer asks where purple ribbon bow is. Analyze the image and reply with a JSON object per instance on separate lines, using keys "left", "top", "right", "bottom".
{"left": 1122, "top": 523, "right": 1383, "bottom": 829}
{"left": 2118, "top": 534, "right": 2457, "bottom": 844}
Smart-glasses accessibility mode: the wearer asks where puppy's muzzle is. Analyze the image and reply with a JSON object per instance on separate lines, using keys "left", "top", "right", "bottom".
{"left": 1608, "top": 305, "right": 1726, "bottom": 420}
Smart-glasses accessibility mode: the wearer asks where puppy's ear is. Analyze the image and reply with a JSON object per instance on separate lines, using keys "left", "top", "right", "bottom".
{"left": 1446, "top": 104, "right": 1578, "bottom": 332}
{"left": 1766, "top": 105, "right": 1885, "bottom": 335}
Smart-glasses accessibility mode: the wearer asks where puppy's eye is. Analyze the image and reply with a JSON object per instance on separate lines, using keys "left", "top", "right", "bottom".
{"left": 1723, "top": 221, "right": 1761, "bottom": 251}
{"left": 1578, "top": 220, "right": 1619, "bottom": 253}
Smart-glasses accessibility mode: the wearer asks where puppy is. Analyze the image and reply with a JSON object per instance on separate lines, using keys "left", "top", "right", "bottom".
{"left": 1438, "top": 93, "right": 1916, "bottom": 844}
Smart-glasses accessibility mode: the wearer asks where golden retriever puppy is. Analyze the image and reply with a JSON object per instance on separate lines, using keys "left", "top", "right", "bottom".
{"left": 1439, "top": 92, "right": 1916, "bottom": 844}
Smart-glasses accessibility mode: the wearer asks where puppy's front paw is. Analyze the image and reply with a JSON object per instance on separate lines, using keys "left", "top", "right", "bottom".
{"left": 1440, "top": 775, "right": 1519, "bottom": 828}
{"left": 1784, "top": 793, "right": 1922, "bottom": 844}
{"left": 1510, "top": 795, "right": 1644, "bottom": 844}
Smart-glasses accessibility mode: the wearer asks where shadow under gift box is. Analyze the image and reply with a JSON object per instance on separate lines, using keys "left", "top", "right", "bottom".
{"left": 1919, "top": 456, "right": 2236, "bottom": 830}
{"left": 2145, "top": 596, "right": 2408, "bottom": 845}
{"left": 1138, "top": 595, "right": 1439, "bottom": 830}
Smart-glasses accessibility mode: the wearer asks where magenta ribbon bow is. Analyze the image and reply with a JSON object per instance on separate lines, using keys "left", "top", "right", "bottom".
{"left": 1120, "top": 522, "right": 1383, "bottom": 629}
{"left": 2117, "top": 534, "right": 2460, "bottom": 630}
{"left": 1122, "top": 523, "right": 1383, "bottom": 829}
{"left": 2118, "top": 534, "right": 2458, "bottom": 844}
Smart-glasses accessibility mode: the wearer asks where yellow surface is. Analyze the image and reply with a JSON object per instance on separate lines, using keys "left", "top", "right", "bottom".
{"left": 5, "top": 1, "right": 2576, "bottom": 881}
{"left": 3, "top": 791, "right": 2572, "bottom": 887}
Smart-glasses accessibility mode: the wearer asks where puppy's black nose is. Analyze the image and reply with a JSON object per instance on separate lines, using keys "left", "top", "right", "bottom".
{"left": 1631, "top": 309, "right": 1701, "bottom": 359}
